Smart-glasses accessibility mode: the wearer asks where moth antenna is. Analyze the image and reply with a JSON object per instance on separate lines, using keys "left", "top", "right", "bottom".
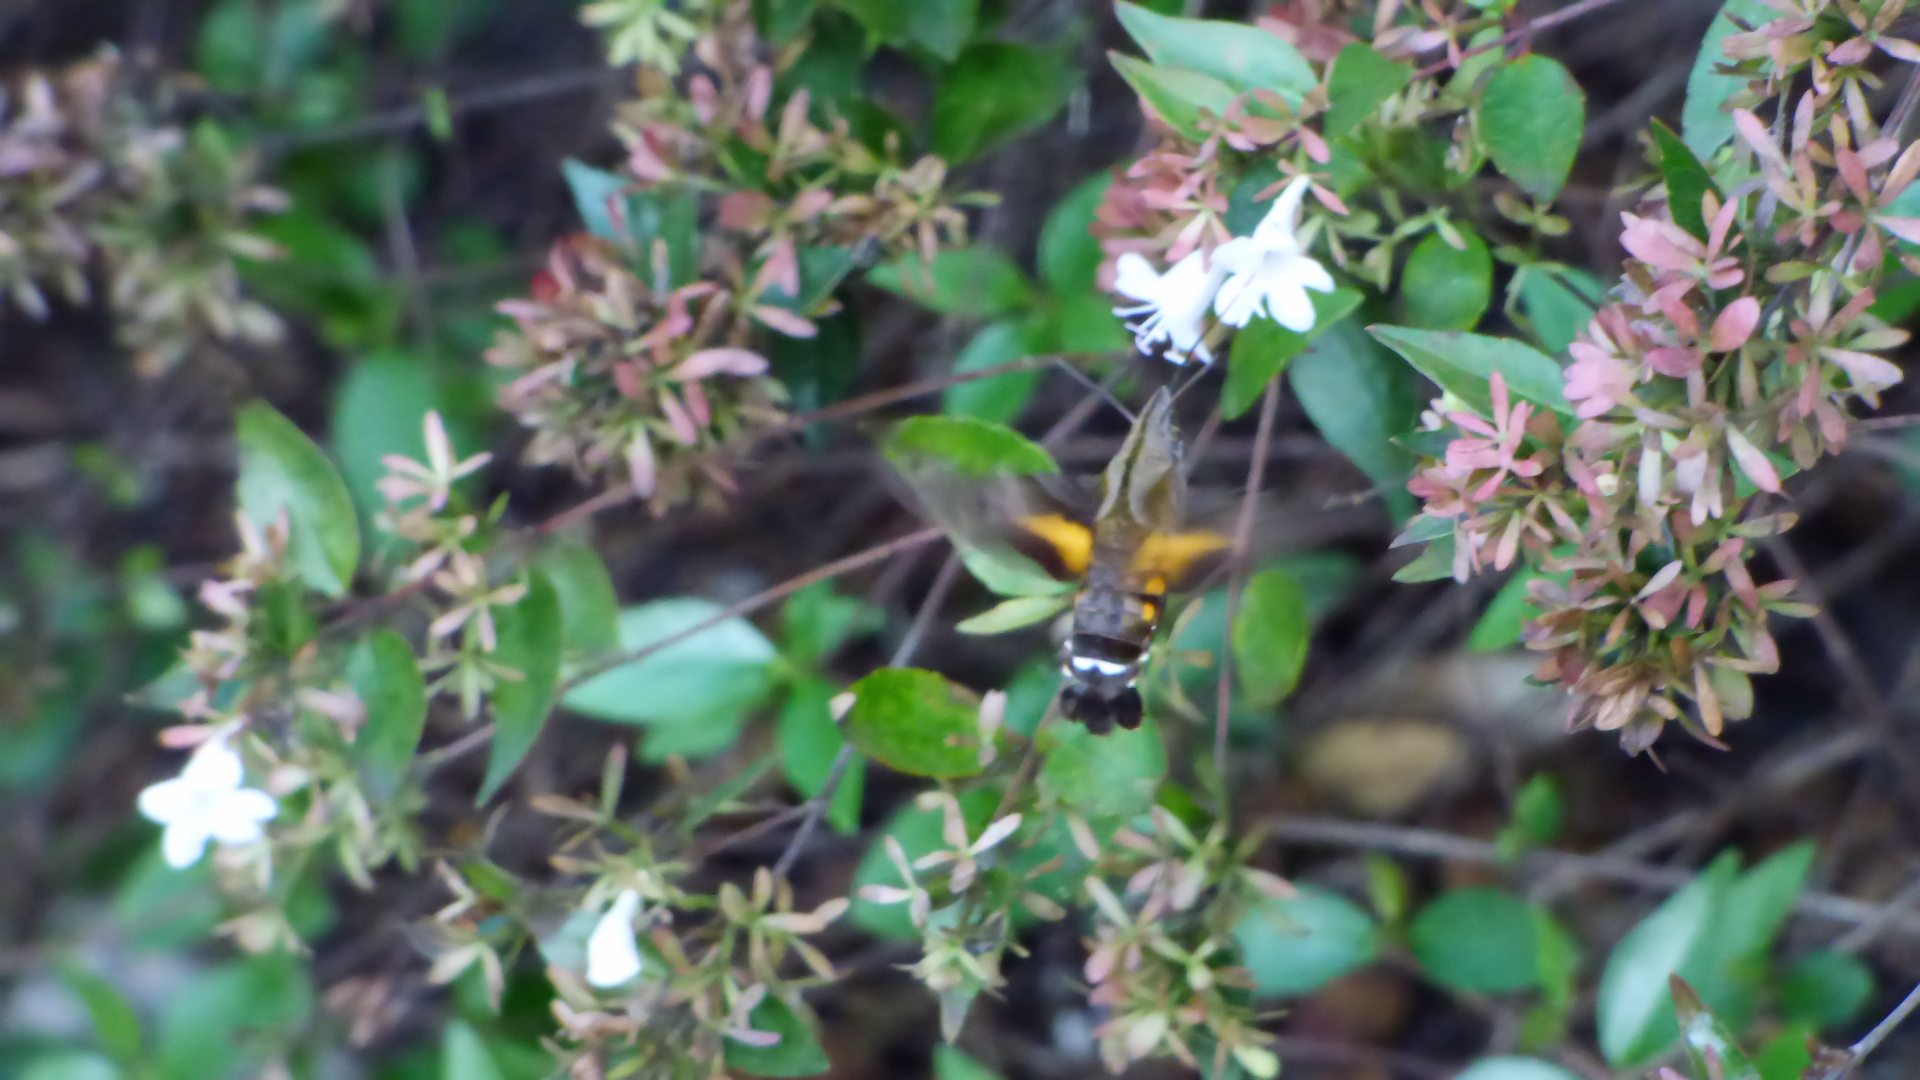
{"left": 1052, "top": 357, "right": 1135, "bottom": 424}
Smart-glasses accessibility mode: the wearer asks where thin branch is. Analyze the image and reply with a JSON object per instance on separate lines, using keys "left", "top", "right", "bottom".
{"left": 1851, "top": 413, "right": 1920, "bottom": 431}
{"left": 1822, "top": 980, "right": 1920, "bottom": 1080}
{"left": 415, "top": 722, "right": 496, "bottom": 773}
{"left": 770, "top": 551, "right": 965, "bottom": 878}
{"left": 1413, "top": 0, "right": 1640, "bottom": 80}
{"left": 260, "top": 67, "right": 626, "bottom": 152}
{"left": 531, "top": 355, "right": 1055, "bottom": 534}
{"left": 1765, "top": 537, "right": 1920, "bottom": 818}
{"left": 1215, "top": 377, "right": 1282, "bottom": 790}
{"left": 559, "top": 525, "right": 944, "bottom": 692}
{"left": 1266, "top": 814, "right": 1920, "bottom": 937}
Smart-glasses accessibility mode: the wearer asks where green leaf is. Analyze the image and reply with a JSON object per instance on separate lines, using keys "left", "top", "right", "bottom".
{"left": 932, "top": 42, "right": 1075, "bottom": 163}
{"left": 1237, "top": 888, "right": 1380, "bottom": 997}
{"left": 1718, "top": 841, "right": 1814, "bottom": 967}
{"left": 560, "top": 159, "right": 630, "bottom": 245}
{"left": 156, "top": 955, "right": 311, "bottom": 1080}
{"left": 1232, "top": 568, "right": 1310, "bottom": 708}
{"left": 724, "top": 996, "right": 830, "bottom": 1076}
{"left": 869, "top": 247, "right": 1034, "bottom": 318}
{"left": 1454, "top": 1060, "right": 1581, "bottom": 1080}
{"left": 1496, "top": 773, "right": 1564, "bottom": 859}
{"left": 1400, "top": 229, "right": 1492, "bottom": 331}
{"left": 1596, "top": 852, "right": 1740, "bottom": 1065}
{"left": 1040, "top": 718, "right": 1166, "bottom": 820}
{"left": 442, "top": 1020, "right": 505, "bottom": 1080}
{"left": 760, "top": 245, "right": 859, "bottom": 315}
{"left": 535, "top": 542, "right": 622, "bottom": 658}
{"left": 1409, "top": 888, "right": 1539, "bottom": 994}
{"left": 1051, "top": 290, "right": 1130, "bottom": 354}
{"left": 1652, "top": 119, "right": 1722, "bottom": 242}
{"left": 1672, "top": 977, "right": 1763, "bottom": 1080}
{"left": 1477, "top": 55, "right": 1585, "bottom": 203}
{"left": 943, "top": 321, "right": 1047, "bottom": 425}
{"left": 1039, "top": 174, "right": 1112, "bottom": 295}
{"left": 1223, "top": 288, "right": 1363, "bottom": 419}
{"left": 1468, "top": 568, "right": 1544, "bottom": 652}
{"left": 480, "top": 570, "right": 563, "bottom": 802}
{"left": 832, "top": 0, "right": 976, "bottom": 60}
{"left": 1109, "top": 53, "right": 1236, "bottom": 142}
{"left": 780, "top": 582, "right": 880, "bottom": 669}
{"left": 959, "top": 545, "right": 1074, "bottom": 599}
{"left": 60, "top": 965, "right": 142, "bottom": 1065}
{"left": 1394, "top": 536, "right": 1455, "bottom": 582}
{"left": 1291, "top": 319, "right": 1421, "bottom": 522}
{"left": 1754, "top": 1023, "right": 1815, "bottom": 1080}
{"left": 1780, "top": 950, "right": 1873, "bottom": 1029}
{"left": 1682, "top": 0, "right": 1775, "bottom": 160}
{"left": 236, "top": 401, "right": 360, "bottom": 598}
{"left": 560, "top": 160, "right": 700, "bottom": 283}
{"left": 842, "top": 668, "right": 986, "bottom": 778}
{"left": 887, "top": 415, "right": 1059, "bottom": 478}
{"left": 21, "top": 1051, "right": 120, "bottom": 1080}
{"left": 1518, "top": 270, "right": 1599, "bottom": 354}
{"left": 1113, "top": 2, "right": 1315, "bottom": 102}
{"left": 934, "top": 1046, "right": 1002, "bottom": 1080}
{"left": 957, "top": 594, "right": 1071, "bottom": 635}
{"left": 347, "top": 629, "right": 427, "bottom": 801}
{"left": 563, "top": 601, "right": 778, "bottom": 758}
{"left": 330, "top": 351, "right": 441, "bottom": 544}
{"left": 1369, "top": 325, "right": 1573, "bottom": 417}
{"left": 1325, "top": 42, "right": 1411, "bottom": 138}
{"left": 777, "top": 678, "right": 865, "bottom": 835}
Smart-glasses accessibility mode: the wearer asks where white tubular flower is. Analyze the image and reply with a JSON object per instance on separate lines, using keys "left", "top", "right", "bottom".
{"left": 136, "top": 735, "right": 278, "bottom": 869}
{"left": 585, "top": 889, "right": 645, "bottom": 988}
{"left": 1111, "top": 249, "right": 1227, "bottom": 365}
{"left": 1212, "top": 175, "right": 1335, "bottom": 333}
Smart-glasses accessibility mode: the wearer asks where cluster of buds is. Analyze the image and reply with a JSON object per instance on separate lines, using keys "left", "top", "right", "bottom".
{"left": 1076, "top": 808, "right": 1294, "bottom": 1078}
{"left": 859, "top": 792, "right": 1066, "bottom": 1040}
{"left": 153, "top": 512, "right": 419, "bottom": 945}
{"left": 488, "top": 0, "right": 981, "bottom": 507}
{"left": 525, "top": 778, "right": 850, "bottom": 1078}
{"left": 0, "top": 50, "right": 283, "bottom": 375}
{"left": 376, "top": 412, "right": 528, "bottom": 718}
{"left": 1408, "top": 2, "right": 1917, "bottom": 750}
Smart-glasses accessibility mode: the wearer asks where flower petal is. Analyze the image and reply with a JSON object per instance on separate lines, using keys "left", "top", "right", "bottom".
{"left": 1725, "top": 425, "right": 1781, "bottom": 493}
{"left": 161, "top": 822, "right": 213, "bottom": 869}
{"left": 586, "top": 890, "right": 645, "bottom": 988}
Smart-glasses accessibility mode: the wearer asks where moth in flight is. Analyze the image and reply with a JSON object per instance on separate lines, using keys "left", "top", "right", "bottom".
{"left": 891, "top": 389, "right": 1228, "bottom": 735}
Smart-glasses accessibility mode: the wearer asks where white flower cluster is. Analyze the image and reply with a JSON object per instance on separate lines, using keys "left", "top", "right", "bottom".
{"left": 1111, "top": 176, "right": 1333, "bottom": 365}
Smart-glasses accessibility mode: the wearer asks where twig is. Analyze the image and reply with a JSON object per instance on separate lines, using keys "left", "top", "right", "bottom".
{"left": 1765, "top": 537, "right": 1920, "bottom": 817}
{"left": 1414, "top": 0, "right": 1640, "bottom": 80}
{"left": 1267, "top": 814, "right": 1920, "bottom": 937}
{"left": 416, "top": 722, "right": 497, "bottom": 773}
{"left": 769, "top": 551, "right": 965, "bottom": 878}
{"left": 771, "top": 744, "right": 856, "bottom": 879}
{"left": 1821, "top": 980, "right": 1920, "bottom": 1080}
{"left": 1214, "top": 378, "right": 1282, "bottom": 789}
{"left": 260, "top": 67, "right": 627, "bottom": 152}
{"left": 1851, "top": 413, "right": 1920, "bottom": 431}
{"left": 559, "top": 526, "right": 944, "bottom": 691}
{"left": 531, "top": 356, "right": 1055, "bottom": 533}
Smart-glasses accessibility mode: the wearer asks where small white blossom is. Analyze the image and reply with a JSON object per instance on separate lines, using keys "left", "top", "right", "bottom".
{"left": 136, "top": 735, "right": 278, "bottom": 869}
{"left": 1111, "top": 249, "right": 1226, "bottom": 365}
{"left": 585, "top": 889, "right": 645, "bottom": 988}
{"left": 1212, "top": 175, "right": 1334, "bottom": 333}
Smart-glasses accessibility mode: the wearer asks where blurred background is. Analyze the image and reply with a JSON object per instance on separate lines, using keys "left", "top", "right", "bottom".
{"left": 8, "top": 0, "right": 1920, "bottom": 1078}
